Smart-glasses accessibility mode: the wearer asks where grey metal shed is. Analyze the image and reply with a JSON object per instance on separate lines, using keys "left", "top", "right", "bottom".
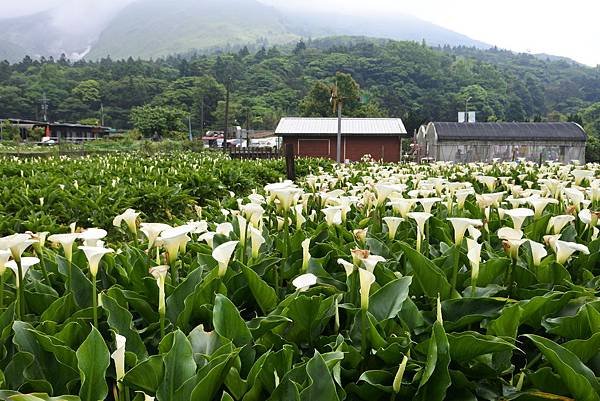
{"left": 416, "top": 122, "right": 587, "bottom": 163}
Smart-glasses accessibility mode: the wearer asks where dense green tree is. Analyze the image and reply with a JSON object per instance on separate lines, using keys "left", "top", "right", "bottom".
{"left": 130, "top": 105, "right": 186, "bottom": 137}
{"left": 1, "top": 37, "right": 600, "bottom": 140}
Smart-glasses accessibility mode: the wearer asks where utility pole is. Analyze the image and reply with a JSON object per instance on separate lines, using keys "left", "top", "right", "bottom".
{"left": 188, "top": 113, "right": 192, "bottom": 141}
{"left": 337, "top": 101, "right": 342, "bottom": 163}
{"left": 465, "top": 96, "right": 472, "bottom": 123}
{"left": 100, "top": 102, "right": 105, "bottom": 126}
{"left": 223, "top": 79, "right": 230, "bottom": 152}
{"left": 200, "top": 96, "right": 204, "bottom": 138}
{"left": 40, "top": 92, "right": 49, "bottom": 122}
{"left": 331, "top": 76, "right": 343, "bottom": 163}
{"left": 246, "top": 108, "right": 251, "bottom": 147}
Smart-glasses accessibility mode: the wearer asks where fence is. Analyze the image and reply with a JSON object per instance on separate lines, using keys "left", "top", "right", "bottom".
{"left": 227, "top": 146, "right": 282, "bottom": 160}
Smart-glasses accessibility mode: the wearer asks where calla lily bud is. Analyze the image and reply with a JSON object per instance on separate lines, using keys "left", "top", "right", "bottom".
{"left": 212, "top": 241, "right": 239, "bottom": 277}
{"left": 150, "top": 265, "right": 169, "bottom": 316}
{"left": 528, "top": 240, "right": 547, "bottom": 266}
{"left": 111, "top": 334, "right": 126, "bottom": 382}
{"left": 466, "top": 238, "right": 482, "bottom": 282}
{"left": 337, "top": 258, "right": 355, "bottom": 276}
{"left": 436, "top": 295, "right": 443, "bottom": 323}
{"left": 249, "top": 226, "right": 265, "bottom": 259}
{"left": 294, "top": 204, "right": 306, "bottom": 228}
{"left": 353, "top": 228, "right": 368, "bottom": 245}
{"left": 392, "top": 354, "right": 409, "bottom": 394}
{"left": 28, "top": 232, "right": 49, "bottom": 254}
{"left": 236, "top": 215, "right": 247, "bottom": 247}
{"left": 358, "top": 268, "right": 376, "bottom": 310}
{"left": 301, "top": 238, "right": 311, "bottom": 272}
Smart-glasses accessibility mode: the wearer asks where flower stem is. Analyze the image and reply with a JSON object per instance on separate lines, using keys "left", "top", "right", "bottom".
{"left": 17, "top": 260, "right": 24, "bottom": 320}
{"left": 171, "top": 260, "right": 179, "bottom": 285}
{"left": 38, "top": 251, "right": 51, "bottom": 287}
{"left": 0, "top": 273, "right": 4, "bottom": 309}
{"left": 159, "top": 312, "right": 165, "bottom": 338}
{"left": 67, "top": 259, "right": 72, "bottom": 294}
{"left": 360, "top": 309, "right": 368, "bottom": 359}
{"left": 450, "top": 247, "right": 460, "bottom": 294}
{"left": 92, "top": 276, "right": 98, "bottom": 328}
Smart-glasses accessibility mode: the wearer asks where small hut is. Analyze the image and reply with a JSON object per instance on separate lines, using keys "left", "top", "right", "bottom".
{"left": 276, "top": 117, "right": 409, "bottom": 162}
{"left": 416, "top": 122, "right": 587, "bottom": 163}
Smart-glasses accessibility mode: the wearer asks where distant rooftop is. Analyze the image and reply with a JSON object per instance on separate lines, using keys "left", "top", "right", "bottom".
{"left": 276, "top": 117, "right": 408, "bottom": 137}
{"left": 430, "top": 122, "right": 587, "bottom": 142}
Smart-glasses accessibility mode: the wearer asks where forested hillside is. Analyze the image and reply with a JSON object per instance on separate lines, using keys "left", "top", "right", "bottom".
{"left": 1, "top": 37, "right": 600, "bottom": 143}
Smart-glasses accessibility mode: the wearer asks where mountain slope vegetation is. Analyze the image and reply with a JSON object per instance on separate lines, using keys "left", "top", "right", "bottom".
{"left": 0, "top": 0, "right": 489, "bottom": 62}
{"left": 1, "top": 37, "right": 599, "bottom": 136}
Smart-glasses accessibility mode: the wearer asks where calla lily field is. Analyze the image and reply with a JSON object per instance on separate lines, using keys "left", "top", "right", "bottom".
{"left": 0, "top": 152, "right": 599, "bottom": 401}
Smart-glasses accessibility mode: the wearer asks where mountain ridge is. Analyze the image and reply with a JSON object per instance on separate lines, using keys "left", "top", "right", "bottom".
{"left": 0, "top": 0, "right": 495, "bottom": 62}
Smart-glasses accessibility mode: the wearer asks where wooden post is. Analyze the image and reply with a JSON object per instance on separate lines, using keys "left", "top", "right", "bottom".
{"left": 285, "top": 143, "right": 296, "bottom": 181}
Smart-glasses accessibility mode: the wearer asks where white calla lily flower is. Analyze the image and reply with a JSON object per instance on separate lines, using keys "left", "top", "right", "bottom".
{"left": 292, "top": 273, "right": 318, "bottom": 292}
{"left": 322, "top": 206, "right": 343, "bottom": 226}
{"left": 408, "top": 212, "right": 432, "bottom": 253}
{"left": 383, "top": 217, "right": 404, "bottom": 240}
{"left": 527, "top": 240, "right": 547, "bottom": 267}
{"left": 547, "top": 215, "right": 576, "bottom": 235}
{"left": 249, "top": 226, "right": 265, "bottom": 259}
{"left": 212, "top": 241, "right": 239, "bottom": 277}
{"left": 0, "top": 233, "right": 36, "bottom": 263}
{"left": 358, "top": 268, "right": 376, "bottom": 310}
{"left": 555, "top": 240, "right": 590, "bottom": 265}
{"left": 48, "top": 233, "right": 80, "bottom": 263}
{"left": 79, "top": 228, "right": 108, "bottom": 247}
{"left": 337, "top": 258, "right": 355, "bottom": 276}
{"left": 198, "top": 232, "right": 216, "bottom": 248}
{"left": 111, "top": 334, "right": 126, "bottom": 382}
{"left": 6, "top": 257, "right": 39, "bottom": 287}
{"left": 150, "top": 265, "right": 169, "bottom": 316}
{"left": 216, "top": 222, "right": 234, "bottom": 237}
{"left": 78, "top": 246, "right": 114, "bottom": 277}
{"left": 503, "top": 208, "right": 534, "bottom": 231}
{"left": 0, "top": 250, "right": 11, "bottom": 275}
{"left": 447, "top": 218, "right": 483, "bottom": 246}
{"left": 113, "top": 209, "right": 140, "bottom": 234}
{"left": 140, "top": 223, "right": 172, "bottom": 250}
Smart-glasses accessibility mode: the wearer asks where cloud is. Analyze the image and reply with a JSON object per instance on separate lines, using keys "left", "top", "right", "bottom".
{"left": 48, "top": 0, "right": 138, "bottom": 36}
{"left": 4, "top": 0, "right": 600, "bottom": 65}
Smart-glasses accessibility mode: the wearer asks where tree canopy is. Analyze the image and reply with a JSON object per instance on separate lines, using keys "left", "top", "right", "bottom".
{"left": 1, "top": 37, "right": 600, "bottom": 142}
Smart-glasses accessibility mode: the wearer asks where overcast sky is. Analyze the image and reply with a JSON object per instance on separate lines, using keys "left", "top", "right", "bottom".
{"left": 3, "top": 0, "right": 599, "bottom": 66}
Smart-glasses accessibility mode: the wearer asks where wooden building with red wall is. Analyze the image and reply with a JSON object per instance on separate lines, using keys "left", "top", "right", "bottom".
{"left": 275, "top": 118, "right": 409, "bottom": 162}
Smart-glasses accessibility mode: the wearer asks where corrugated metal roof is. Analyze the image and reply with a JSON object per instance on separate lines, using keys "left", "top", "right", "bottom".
{"left": 276, "top": 118, "right": 408, "bottom": 137}
{"left": 432, "top": 122, "right": 587, "bottom": 142}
